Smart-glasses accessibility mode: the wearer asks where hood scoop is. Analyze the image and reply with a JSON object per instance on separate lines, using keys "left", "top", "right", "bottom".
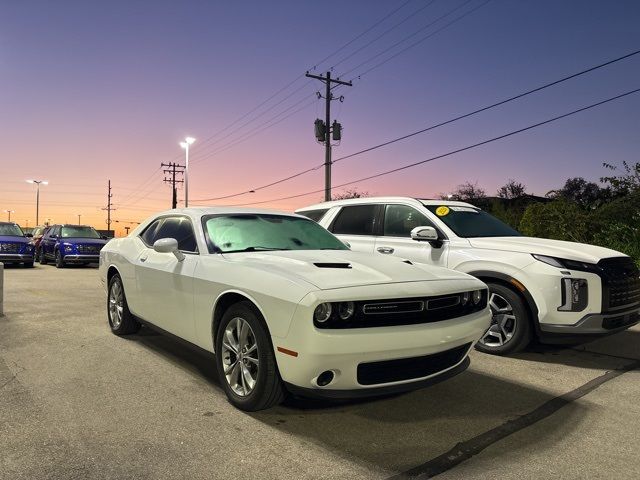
{"left": 313, "top": 262, "right": 352, "bottom": 269}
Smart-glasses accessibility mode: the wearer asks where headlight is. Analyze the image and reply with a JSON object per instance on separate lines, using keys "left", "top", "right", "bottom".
{"left": 532, "top": 254, "right": 565, "bottom": 268}
{"left": 472, "top": 290, "right": 482, "bottom": 305}
{"left": 64, "top": 244, "right": 74, "bottom": 253}
{"left": 314, "top": 303, "right": 332, "bottom": 323}
{"left": 338, "top": 301, "right": 355, "bottom": 320}
{"left": 460, "top": 291, "right": 470, "bottom": 305}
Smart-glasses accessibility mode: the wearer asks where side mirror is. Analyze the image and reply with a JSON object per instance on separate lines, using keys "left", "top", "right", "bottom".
{"left": 153, "top": 238, "right": 185, "bottom": 262}
{"left": 410, "top": 226, "right": 442, "bottom": 248}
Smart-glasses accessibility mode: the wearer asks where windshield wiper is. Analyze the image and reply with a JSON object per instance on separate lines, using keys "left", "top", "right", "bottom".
{"left": 222, "top": 246, "right": 289, "bottom": 253}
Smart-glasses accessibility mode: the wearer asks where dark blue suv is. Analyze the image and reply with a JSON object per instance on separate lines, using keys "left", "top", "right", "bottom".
{"left": 0, "top": 222, "right": 34, "bottom": 267}
{"left": 40, "top": 224, "right": 108, "bottom": 268}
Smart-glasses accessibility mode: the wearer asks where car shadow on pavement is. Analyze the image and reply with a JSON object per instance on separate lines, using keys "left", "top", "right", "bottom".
{"left": 128, "top": 325, "right": 221, "bottom": 388}
{"left": 125, "top": 325, "right": 599, "bottom": 478}
{"left": 513, "top": 328, "right": 640, "bottom": 369}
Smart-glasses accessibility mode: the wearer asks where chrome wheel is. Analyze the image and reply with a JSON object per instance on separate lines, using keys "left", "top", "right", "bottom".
{"left": 109, "top": 280, "right": 124, "bottom": 329}
{"left": 221, "top": 317, "right": 259, "bottom": 397}
{"left": 480, "top": 292, "right": 517, "bottom": 347}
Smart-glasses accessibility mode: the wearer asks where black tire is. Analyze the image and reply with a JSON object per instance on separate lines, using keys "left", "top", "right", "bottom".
{"left": 475, "top": 282, "right": 532, "bottom": 355}
{"left": 215, "top": 301, "right": 285, "bottom": 411}
{"left": 107, "top": 274, "right": 141, "bottom": 335}
{"left": 55, "top": 250, "right": 64, "bottom": 269}
{"left": 39, "top": 248, "right": 47, "bottom": 265}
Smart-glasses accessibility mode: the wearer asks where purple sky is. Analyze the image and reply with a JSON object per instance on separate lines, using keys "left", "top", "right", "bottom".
{"left": 1, "top": 0, "right": 639, "bottom": 232}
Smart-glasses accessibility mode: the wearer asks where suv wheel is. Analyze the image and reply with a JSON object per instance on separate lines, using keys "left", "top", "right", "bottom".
{"left": 55, "top": 250, "right": 65, "bottom": 269}
{"left": 39, "top": 248, "right": 47, "bottom": 265}
{"left": 475, "top": 283, "right": 532, "bottom": 355}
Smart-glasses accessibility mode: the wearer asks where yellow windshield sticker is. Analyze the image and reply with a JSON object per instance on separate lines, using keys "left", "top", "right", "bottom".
{"left": 435, "top": 206, "right": 450, "bottom": 216}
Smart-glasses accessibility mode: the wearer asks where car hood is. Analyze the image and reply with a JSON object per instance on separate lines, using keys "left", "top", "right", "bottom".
{"left": 221, "top": 249, "right": 476, "bottom": 290}
{"left": 60, "top": 237, "right": 107, "bottom": 245}
{"left": 467, "top": 236, "right": 627, "bottom": 264}
{"left": 0, "top": 235, "right": 29, "bottom": 244}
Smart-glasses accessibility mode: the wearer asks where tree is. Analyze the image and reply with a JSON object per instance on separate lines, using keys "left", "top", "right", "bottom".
{"left": 331, "top": 188, "right": 369, "bottom": 200}
{"left": 519, "top": 200, "right": 593, "bottom": 243}
{"left": 445, "top": 181, "right": 486, "bottom": 201}
{"left": 497, "top": 179, "right": 526, "bottom": 199}
{"left": 600, "top": 161, "right": 640, "bottom": 196}
{"left": 546, "top": 177, "right": 609, "bottom": 209}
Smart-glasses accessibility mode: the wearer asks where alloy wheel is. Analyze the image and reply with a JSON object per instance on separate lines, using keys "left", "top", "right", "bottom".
{"left": 108, "top": 280, "right": 124, "bottom": 329}
{"left": 479, "top": 292, "right": 517, "bottom": 347}
{"left": 221, "top": 317, "right": 259, "bottom": 397}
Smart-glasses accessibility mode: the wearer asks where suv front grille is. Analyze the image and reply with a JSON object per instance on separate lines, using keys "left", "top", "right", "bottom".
{"left": 77, "top": 244, "right": 102, "bottom": 254}
{"left": 598, "top": 257, "right": 640, "bottom": 311}
{"left": 357, "top": 342, "right": 471, "bottom": 385}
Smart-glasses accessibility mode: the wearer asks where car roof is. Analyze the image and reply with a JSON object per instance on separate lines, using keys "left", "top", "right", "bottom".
{"left": 153, "top": 206, "right": 303, "bottom": 217}
{"left": 295, "top": 196, "right": 477, "bottom": 211}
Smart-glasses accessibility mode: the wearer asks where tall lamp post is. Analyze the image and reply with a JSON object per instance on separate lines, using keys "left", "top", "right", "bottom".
{"left": 26, "top": 179, "right": 48, "bottom": 226}
{"left": 4, "top": 210, "right": 14, "bottom": 222}
{"left": 77, "top": 214, "right": 81, "bottom": 225}
{"left": 179, "top": 136, "right": 195, "bottom": 207}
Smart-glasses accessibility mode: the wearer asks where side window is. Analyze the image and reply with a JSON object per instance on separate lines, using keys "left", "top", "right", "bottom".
{"left": 153, "top": 217, "right": 198, "bottom": 252}
{"left": 383, "top": 205, "right": 435, "bottom": 237}
{"left": 140, "top": 220, "right": 162, "bottom": 246}
{"left": 50, "top": 226, "right": 60, "bottom": 237}
{"left": 298, "top": 209, "right": 328, "bottom": 223}
{"left": 330, "top": 205, "right": 378, "bottom": 236}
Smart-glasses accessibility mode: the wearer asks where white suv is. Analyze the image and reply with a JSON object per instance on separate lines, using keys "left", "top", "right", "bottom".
{"left": 296, "top": 197, "right": 640, "bottom": 354}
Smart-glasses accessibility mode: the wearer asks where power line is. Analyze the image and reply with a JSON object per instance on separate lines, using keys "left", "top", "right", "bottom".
{"left": 329, "top": 0, "right": 439, "bottom": 72}
{"left": 334, "top": 48, "right": 640, "bottom": 164}
{"left": 190, "top": 49, "right": 640, "bottom": 202}
{"left": 346, "top": 0, "right": 492, "bottom": 81}
{"left": 230, "top": 87, "right": 640, "bottom": 206}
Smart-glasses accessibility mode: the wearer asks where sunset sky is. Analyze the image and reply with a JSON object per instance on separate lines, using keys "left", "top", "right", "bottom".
{"left": 1, "top": 0, "right": 639, "bottom": 235}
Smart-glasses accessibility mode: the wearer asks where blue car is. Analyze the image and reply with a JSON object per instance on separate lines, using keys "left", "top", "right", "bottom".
{"left": 0, "top": 222, "right": 34, "bottom": 267}
{"left": 40, "top": 224, "right": 108, "bottom": 268}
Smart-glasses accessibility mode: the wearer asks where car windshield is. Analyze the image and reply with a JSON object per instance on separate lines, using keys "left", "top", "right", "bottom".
{"left": 0, "top": 224, "right": 25, "bottom": 237}
{"left": 204, "top": 214, "right": 349, "bottom": 253}
{"left": 61, "top": 226, "right": 101, "bottom": 239}
{"left": 424, "top": 204, "right": 521, "bottom": 238}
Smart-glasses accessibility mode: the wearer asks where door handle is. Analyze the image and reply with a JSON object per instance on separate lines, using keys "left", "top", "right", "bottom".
{"left": 377, "top": 246, "right": 394, "bottom": 254}
{"left": 140, "top": 256, "right": 148, "bottom": 262}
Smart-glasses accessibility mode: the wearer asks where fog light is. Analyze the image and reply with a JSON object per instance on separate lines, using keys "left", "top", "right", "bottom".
{"left": 558, "top": 278, "right": 588, "bottom": 312}
{"left": 316, "top": 370, "right": 334, "bottom": 387}
{"left": 472, "top": 290, "right": 482, "bottom": 305}
{"left": 314, "top": 303, "right": 332, "bottom": 323}
{"left": 338, "top": 301, "right": 355, "bottom": 320}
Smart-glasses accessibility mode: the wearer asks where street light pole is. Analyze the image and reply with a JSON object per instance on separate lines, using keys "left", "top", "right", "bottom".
{"left": 26, "top": 179, "right": 48, "bottom": 226}
{"left": 77, "top": 214, "right": 81, "bottom": 225}
{"left": 180, "top": 137, "right": 195, "bottom": 208}
{"left": 4, "top": 210, "right": 14, "bottom": 221}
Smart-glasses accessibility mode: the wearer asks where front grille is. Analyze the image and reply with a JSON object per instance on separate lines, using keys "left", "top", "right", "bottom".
{"left": 357, "top": 343, "right": 471, "bottom": 385}
{"left": 0, "top": 243, "right": 21, "bottom": 253}
{"left": 77, "top": 244, "right": 102, "bottom": 254}
{"left": 314, "top": 291, "right": 488, "bottom": 329}
{"left": 598, "top": 257, "right": 640, "bottom": 311}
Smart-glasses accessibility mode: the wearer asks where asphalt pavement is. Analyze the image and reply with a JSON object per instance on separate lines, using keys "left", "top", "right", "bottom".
{"left": 0, "top": 264, "right": 638, "bottom": 479}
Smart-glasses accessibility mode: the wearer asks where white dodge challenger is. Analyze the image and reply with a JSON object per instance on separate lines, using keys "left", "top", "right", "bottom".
{"left": 99, "top": 207, "right": 491, "bottom": 411}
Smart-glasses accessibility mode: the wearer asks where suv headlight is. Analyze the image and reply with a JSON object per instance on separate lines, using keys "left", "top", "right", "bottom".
{"left": 63, "top": 243, "right": 74, "bottom": 253}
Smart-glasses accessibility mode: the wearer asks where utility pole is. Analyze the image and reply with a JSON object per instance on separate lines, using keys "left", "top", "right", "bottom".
{"left": 161, "top": 162, "right": 185, "bottom": 209}
{"left": 102, "top": 180, "right": 115, "bottom": 233}
{"left": 305, "top": 71, "right": 352, "bottom": 201}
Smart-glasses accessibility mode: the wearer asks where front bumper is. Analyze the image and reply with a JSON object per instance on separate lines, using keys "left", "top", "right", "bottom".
{"left": 273, "top": 282, "right": 490, "bottom": 396}
{"left": 0, "top": 254, "right": 33, "bottom": 263}
{"left": 62, "top": 254, "right": 100, "bottom": 263}
{"left": 540, "top": 304, "right": 640, "bottom": 337}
